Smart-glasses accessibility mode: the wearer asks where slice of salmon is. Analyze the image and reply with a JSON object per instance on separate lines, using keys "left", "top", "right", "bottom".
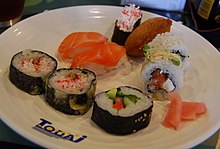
{"left": 70, "top": 42, "right": 126, "bottom": 68}
{"left": 161, "top": 91, "right": 182, "bottom": 130}
{"left": 58, "top": 32, "right": 108, "bottom": 61}
{"left": 181, "top": 101, "right": 207, "bottom": 120}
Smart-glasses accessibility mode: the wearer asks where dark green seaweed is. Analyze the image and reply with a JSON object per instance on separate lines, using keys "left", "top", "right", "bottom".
{"left": 44, "top": 68, "right": 97, "bottom": 115}
{"left": 111, "top": 17, "right": 141, "bottom": 46}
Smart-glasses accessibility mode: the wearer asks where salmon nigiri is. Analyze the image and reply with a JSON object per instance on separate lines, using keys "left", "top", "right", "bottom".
{"left": 58, "top": 32, "right": 108, "bottom": 61}
{"left": 70, "top": 42, "right": 126, "bottom": 69}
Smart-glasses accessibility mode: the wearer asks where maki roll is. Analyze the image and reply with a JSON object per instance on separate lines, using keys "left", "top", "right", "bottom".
{"left": 140, "top": 48, "right": 184, "bottom": 100}
{"left": 44, "top": 68, "right": 97, "bottom": 115}
{"left": 111, "top": 4, "right": 142, "bottom": 46}
{"left": 9, "top": 49, "right": 57, "bottom": 95}
{"left": 91, "top": 86, "right": 153, "bottom": 135}
{"left": 148, "top": 32, "right": 189, "bottom": 68}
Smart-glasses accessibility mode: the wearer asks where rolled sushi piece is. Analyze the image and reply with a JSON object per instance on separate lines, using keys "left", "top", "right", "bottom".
{"left": 111, "top": 4, "right": 142, "bottom": 46}
{"left": 148, "top": 32, "right": 189, "bottom": 68}
{"left": 141, "top": 48, "right": 184, "bottom": 101}
{"left": 91, "top": 86, "right": 153, "bottom": 135}
{"left": 9, "top": 49, "right": 57, "bottom": 95}
{"left": 44, "top": 68, "right": 97, "bottom": 115}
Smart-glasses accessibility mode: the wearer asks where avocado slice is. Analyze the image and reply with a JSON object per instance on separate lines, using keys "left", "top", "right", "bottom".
{"left": 106, "top": 88, "right": 117, "bottom": 100}
{"left": 123, "top": 97, "right": 134, "bottom": 107}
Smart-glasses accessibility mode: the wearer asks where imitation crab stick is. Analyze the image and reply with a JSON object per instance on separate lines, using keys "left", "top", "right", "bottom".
{"left": 113, "top": 97, "right": 124, "bottom": 110}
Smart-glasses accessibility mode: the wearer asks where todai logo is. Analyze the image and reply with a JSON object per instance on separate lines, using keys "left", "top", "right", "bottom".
{"left": 33, "top": 118, "right": 87, "bottom": 143}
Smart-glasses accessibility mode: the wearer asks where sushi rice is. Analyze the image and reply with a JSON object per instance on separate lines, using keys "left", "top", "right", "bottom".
{"left": 141, "top": 59, "right": 184, "bottom": 90}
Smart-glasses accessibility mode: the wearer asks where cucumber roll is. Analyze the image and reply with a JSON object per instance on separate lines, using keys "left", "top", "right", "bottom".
{"left": 9, "top": 49, "right": 57, "bottom": 95}
{"left": 141, "top": 48, "right": 184, "bottom": 100}
{"left": 91, "top": 86, "right": 153, "bottom": 135}
{"left": 111, "top": 4, "right": 142, "bottom": 46}
{"left": 44, "top": 68, "right": 97, "bottom": 115}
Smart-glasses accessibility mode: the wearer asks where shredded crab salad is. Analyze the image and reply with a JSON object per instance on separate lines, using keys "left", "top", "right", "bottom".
{"left": 117, "top": 4, "right": 141, "bottom": 32}
{"left": 14, "top": 50, "right": 56, "bottom": 77}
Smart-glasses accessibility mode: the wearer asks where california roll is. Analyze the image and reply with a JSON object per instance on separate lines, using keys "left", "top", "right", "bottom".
{"left": 148, "top": 32, "right": 189, "bottom": 68}
{"left": 141, "top": 48, "right": 184, "bottom": 100}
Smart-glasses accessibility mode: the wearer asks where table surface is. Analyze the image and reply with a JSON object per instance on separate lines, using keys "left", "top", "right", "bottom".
{"left": 0, "top": 0, "right": 219, "bottom": 148}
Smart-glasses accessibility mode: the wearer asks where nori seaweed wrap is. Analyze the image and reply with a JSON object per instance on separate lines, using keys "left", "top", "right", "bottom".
{"left": 44, "top": 68, "right": 97, "bottom": 115}
{"left": 111, "top": 4, "right": 142, "bottom": 46}
{"left": 91, "top": 86, "right": 153, "bottom": 135}
{"left": 9, "top": 49, "right": 57, "bottom": 95}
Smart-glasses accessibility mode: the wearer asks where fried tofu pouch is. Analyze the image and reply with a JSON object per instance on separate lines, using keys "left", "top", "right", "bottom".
{"left": 124, "top": 17, "right": 172, "bottom": 57}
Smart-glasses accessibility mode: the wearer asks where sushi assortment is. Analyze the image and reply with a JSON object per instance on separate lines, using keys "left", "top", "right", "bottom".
{"left": 9, "top": 50, "right": 97, "bottom": 115}
{"left": 7, "top": 3, "right": 207, "bottom": 135}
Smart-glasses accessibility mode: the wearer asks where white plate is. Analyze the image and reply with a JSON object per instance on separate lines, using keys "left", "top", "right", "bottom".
{"left": 0, "top": 5, "right": 220, "bottom": 149}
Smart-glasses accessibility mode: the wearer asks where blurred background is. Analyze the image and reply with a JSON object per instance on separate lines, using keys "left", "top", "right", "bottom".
{"left": 19, "top": 0, "right": 220, "bottom": 50}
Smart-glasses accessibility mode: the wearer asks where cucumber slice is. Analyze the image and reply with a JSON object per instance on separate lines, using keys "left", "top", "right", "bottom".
{"left": 123, "top": 97, "right": 134, "bottom": 107}
{"left": 116, "top": 88, "right": 125, "bottom": 97}
{"left": 125, "top": 95, "right": 139, "bottom": 103}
